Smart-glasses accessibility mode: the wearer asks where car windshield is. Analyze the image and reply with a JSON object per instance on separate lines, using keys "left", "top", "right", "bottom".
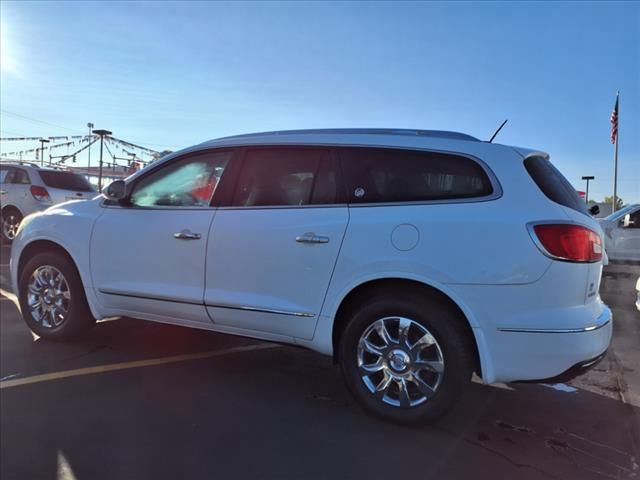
{"left": 38, "top": 171, "right": 95, "bottom": 192}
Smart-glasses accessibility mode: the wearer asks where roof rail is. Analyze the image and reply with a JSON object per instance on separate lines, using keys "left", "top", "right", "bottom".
{"left": 217, "top": 128, "right": 480, "bottom": 142}
{"left": 0, "top": 159, "right": 40, "bottom": 168}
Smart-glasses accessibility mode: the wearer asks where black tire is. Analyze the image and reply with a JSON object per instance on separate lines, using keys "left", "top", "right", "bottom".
{"left": 18, "top": 251, "right": 96, "bottom": 340}
{"left": 1, "top": 207, "right": 22, "bottom": 244}
{"left": 339, "top": 291, "right": 475, "bottom": 425}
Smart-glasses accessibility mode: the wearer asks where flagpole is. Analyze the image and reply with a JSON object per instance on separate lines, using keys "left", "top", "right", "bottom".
{"left": 612, "top": 91, "right": 619, "bottom": 214}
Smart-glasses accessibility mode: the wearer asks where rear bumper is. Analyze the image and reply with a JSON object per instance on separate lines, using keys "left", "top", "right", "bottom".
{"left": 480, "top": 305, "right": 612, "bottom": 383}
{"left": 516, "top": 351, "right": 607, "bottom": 384}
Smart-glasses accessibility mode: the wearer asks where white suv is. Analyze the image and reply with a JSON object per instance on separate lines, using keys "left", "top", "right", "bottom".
{"left": 10, "top": 129, "right": 612, "bottom": 424}
{"left": 1, "top": 162, "right": 96, "bottom": 242}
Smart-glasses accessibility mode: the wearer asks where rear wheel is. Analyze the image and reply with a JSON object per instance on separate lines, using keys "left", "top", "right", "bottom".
{"left": 18, "top": 251, "right": 95, "bottom": 340}
{"left": 1, "top": 207, "right": 22, "bottom": 243}
{"left": 339, "top": 293, "right": 474, "bottom": 424}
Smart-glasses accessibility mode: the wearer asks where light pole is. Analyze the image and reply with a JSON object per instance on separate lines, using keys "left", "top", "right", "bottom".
{"left": 581, "top": 176, "right": 594, "bottom": 204}
{"left": 39, "top": 138, "right": 50, "bottom": 167}
{"left": 93, "top": 129, "right": 112, "bottom": 191}
{"left": 87, "top": 122, "right": 94, "bottom": 177}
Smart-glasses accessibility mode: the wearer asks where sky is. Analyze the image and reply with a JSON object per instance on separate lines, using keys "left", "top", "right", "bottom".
{"left": 1, "top": 1, "right": 638, "bottom": 203}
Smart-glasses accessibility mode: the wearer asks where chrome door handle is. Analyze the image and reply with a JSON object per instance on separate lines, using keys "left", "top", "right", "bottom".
{"left": 174, "top": 230, "right": 201, "bottom": 240}
{"left": 0, "top": 190, "right": 6, "bottom": 195}
{"left": 295, "top": 233, "right": 330, "bottom": 244}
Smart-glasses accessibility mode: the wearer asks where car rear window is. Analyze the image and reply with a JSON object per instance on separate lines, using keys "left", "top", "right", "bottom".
{"left": 524, "top": 156, "right": 588, "bottom": 215}
{"left": 338, "top": 147, "right": 493, "bottom": 203}
{"left": 39, "top": 171, "right": 95, "bottom": 192}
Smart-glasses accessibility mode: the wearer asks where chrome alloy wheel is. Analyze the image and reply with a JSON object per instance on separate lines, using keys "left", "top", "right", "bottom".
{"left": 2, "top": 214, "right": 20, "bottom": 240}
{"left": 357, "top": 316, "right": 445, "bottom": 408}
{"left": 27, "top": 266, "right": 71, "bottom": 328}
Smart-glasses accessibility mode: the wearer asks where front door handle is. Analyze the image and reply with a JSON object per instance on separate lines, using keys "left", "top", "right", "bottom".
{"left": 174, "top": 229, "right": 202, "bottom": 240}
{"left": 295, "top": 232, "right": 330, "bottom": 244}
{"left": 0, "top": 190, "right": 6, "bottom": 195}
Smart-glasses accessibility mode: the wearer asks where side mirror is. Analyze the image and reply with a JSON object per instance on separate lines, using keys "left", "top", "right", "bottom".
{"left": 622, "top": 213, "right": 632, "bottom": 228}
{"left": 589, "top": 205, "right": 600, "bottom": 216}
{"left": 102, "top": 180, "right": 127, "bottom": 202}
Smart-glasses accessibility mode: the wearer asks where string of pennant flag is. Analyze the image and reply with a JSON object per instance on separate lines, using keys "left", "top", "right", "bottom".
{"left": 0, "top": 134, "right": 161, "bottom": 162}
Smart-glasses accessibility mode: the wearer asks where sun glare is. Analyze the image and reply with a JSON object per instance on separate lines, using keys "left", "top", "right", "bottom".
{"left": 0, "top": 20, "right": 19, "bottom": 75}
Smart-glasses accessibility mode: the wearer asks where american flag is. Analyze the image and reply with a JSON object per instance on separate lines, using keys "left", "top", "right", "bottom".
{"left": 610, "top": 93, "right": 619, "bottom": 144}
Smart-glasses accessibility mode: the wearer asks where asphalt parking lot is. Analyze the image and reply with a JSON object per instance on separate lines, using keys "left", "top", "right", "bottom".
{"left": 1, "top": 243, "right": 639, "bottom": 480}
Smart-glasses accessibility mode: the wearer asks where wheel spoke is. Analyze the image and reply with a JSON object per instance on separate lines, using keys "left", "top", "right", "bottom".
{"left": 397, "top": 378, "right": 411, "bottom": 408}
{"left": 35, "top": 269, "right": 48, "bottom": 287}
{"left": 359, "top": 358, "right": 384, "bottom": 374}
{"left": 374, "top": 321, "right": 393, "bottom": 346}
{"left": 414, "top": 358, "right": 444, "bottom": 374}
{"left": 361, "top": 338, "right": 384, "bottom": 357}
{"left": 411, "top": 374, "right": 436, "bottom": 398}
{"left": 49, "top": 308, "right": 57, "bottom": 327}
{"left": 398, "top": 317, "right": 412, "bottom": 348}
{"left": 374, "top": 374, "right": 393, "bottom": 399}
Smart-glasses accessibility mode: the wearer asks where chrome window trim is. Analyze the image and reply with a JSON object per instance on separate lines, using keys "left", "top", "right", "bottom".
{"left": 223, "top": 143, "right": 501, "bottom": 209}
{"left": 100, "top": 143, "right": 502, "bottom": 210}
{"left": 100, "top": 200, "right": 217, "bottom": 211}
{"left": 216, "top": 203, "right": 348, "bottom": 211}
{"left": 335, "top": 144, "right": 502, "bottom": 205}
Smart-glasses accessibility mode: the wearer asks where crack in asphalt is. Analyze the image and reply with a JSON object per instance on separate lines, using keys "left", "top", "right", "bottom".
{"left": 459, "top": 436, "right": 564, "bottom": 480}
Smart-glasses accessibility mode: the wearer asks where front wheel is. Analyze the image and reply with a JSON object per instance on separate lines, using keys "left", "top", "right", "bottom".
{"left": 339, "top": 294, "right": 474, "bottom": 424}
{"left": 18, "top": 251, "right": 96, "bottom": 340}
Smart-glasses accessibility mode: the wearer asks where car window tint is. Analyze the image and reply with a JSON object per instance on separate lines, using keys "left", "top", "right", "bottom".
{"left": 0, "top": 167, "right": 12, "bottom": 183}
{"left": 130, "top": 151, "right": 232, "bottom": 207}
{"left": 39, "top": 171, "right": 94, "bottom": 191}
{"left": 524, "top": 156, "right": 588, "bottom": 215}
{"left": 339, "top": 147, "right": 493, "bottom": 203}
{"left": 232, "top": 149, "right": 332, "bottom": 207}
{"left": 11, "top": 168, "right": 30, "bottom": 185}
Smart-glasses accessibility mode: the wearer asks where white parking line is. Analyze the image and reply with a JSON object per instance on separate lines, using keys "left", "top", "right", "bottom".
{"left": 0, "top": 343, "right": 280, "bottom": 390}
{"left": 0, "top": 287, "right": 18, "bottom": 306}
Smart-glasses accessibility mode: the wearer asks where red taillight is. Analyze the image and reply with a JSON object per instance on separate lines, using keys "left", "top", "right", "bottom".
{"left": 30, "top": 185, "right": 51, "bottom": 202}
{"left": 532, "top": 224, "right": 602, "bottom": 262}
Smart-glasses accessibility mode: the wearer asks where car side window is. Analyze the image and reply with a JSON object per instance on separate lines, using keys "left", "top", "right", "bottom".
{"left": 0, "top": 167, "right": 11, "bottom": 183}
{"left": 130, "top": 151, "right": 232, "bottom": 208}
{"left": 626, "top": 209, "right": 640, "bottom": 229}
{"left": 339, "top": 147, "right": 493, "bottom": 204}
{"left": 11, "top": 168, "right": 30, "bottom": 185}
{"left": 232, "top": 148, "right": 337, "bottom": 207}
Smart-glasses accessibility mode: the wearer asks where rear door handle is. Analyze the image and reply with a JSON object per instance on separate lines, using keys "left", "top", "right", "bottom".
{"left": 0, "top": 190, "right": 6, "bottom": 195}
{"left": 174, "top": 229, "right": 201, "bottom": 240}
{"left": 295, "top": 232, "right": 330, "bottom": 244}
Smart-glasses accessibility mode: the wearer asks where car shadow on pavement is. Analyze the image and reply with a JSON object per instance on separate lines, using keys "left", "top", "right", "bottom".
{"left": 1, "top": 295, "right": 639, "bottom": 480}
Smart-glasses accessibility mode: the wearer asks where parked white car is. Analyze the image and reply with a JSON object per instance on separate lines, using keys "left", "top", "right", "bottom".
{"left": 0, "top": 161, "right": 96, "bottom": 242}
{"left": 10, "top": 129, "right": 612, "bottom": 424}
{"left": 598, "top": 204, "right": 640, "bottom": 262}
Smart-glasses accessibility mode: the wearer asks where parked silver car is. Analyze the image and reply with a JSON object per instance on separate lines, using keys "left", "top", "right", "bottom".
{"left": 598, "top": 204, "right": 640, "bottom": 262}
{"left": 0, "top": 161, "right": 96, "bottom": 242}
